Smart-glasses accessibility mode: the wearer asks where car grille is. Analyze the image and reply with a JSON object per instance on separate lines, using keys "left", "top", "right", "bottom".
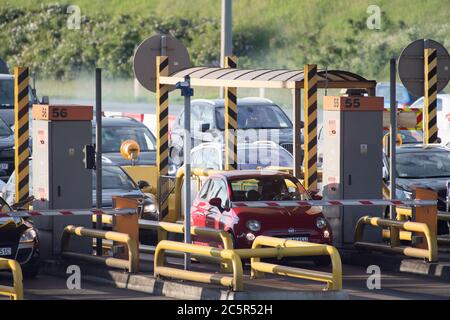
{"left": 280, "top": 143, "right": 293, "bottom": 154}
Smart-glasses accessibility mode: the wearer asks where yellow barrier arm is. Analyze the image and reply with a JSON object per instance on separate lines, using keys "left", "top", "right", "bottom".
{"left": 154, "top": 240, "right": 243, "bottom": 291}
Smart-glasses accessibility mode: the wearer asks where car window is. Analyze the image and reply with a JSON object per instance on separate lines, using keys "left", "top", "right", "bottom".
{"left": 0, "top": 78, "right": 14, "bottom": 107}
{"left": 198, "top": 179, "right": 211, "bottom": 200}
{"left": 215, "top": 104, "right": 292, "bottom": 130}
{"left": 94, "top": 125, "right": 156, "bottom": 152}
{"left": 411, "top": 97, "right": 443, "bottom": 111}
{"left": 231, "top": 146, "right": 293, "bottom": 169}
{"left": 92, "top": 165, "right": 136, "bottom": 190}
{"left": 0, "top": 117, "right": 12, "bottom": 136}
{"left": 230, "top": 176, "right": 309, "bottom": 201}
{"left": 208, "top": 179, "right": 228, "bottom": 203}
{"left": 396, "top": 151, "right": 450, "bottom": 178}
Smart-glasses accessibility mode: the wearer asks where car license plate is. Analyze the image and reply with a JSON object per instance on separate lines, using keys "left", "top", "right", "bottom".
{"left": 0, "top": 163, "right": 8, "bottom": 170}
{"left": 286, "top": 236, "right": 309, "bottom": 242}
{"left": 0, "top": 247, "right": 12, "bottom": 256}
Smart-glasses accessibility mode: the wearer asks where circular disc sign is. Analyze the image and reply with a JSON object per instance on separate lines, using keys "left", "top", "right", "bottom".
{"left": 133, "top": 34, "right": 191, "bottom": 93}
{"left": 398, "top": 39, "right": 450, "bottom": 97}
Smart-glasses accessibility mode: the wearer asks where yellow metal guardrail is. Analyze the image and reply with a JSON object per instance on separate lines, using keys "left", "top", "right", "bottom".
{"left": 0, "top": 258, "right": 23, "bottom": 300}
{"left": 247, "top": 236, "right": 342, "bottom": 291}
{"left": 354, "top": 216, "right": 438, "bottom": 262}
{"left": 155, "top": 240, "right": 244, "bottom": 291}
{"left": 61, "top": 225, "right": 139, "bottom": 272}
{"left": 154, "top": 236, "right": 343, "bottom": 292}
{"left": 140, "top": 220, "right": 234, "bottom": 271}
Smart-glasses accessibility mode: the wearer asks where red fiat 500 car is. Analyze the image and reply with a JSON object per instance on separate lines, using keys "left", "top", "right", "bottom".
{"left": 191, "top": 170, "right": 332, "bottom": 265}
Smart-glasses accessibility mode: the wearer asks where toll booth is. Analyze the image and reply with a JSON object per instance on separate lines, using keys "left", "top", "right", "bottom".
{"left": 32, "top": 105, "right": 93, "bottom": 258}
{"left": 322, "top": 95, "right": 384, "bottom": 247}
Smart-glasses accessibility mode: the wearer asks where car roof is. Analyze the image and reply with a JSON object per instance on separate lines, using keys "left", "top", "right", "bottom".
{"left": 93, "top": 116, "right": 146, "bottom": 127}
{"left": 211, "top": 169, "right": 293, "bottom": 180}
{"left": 192, "top": 97, "right": 276, "bottom": 108}
{"left": 396, "top": 144, "right": 450, "bottom": 153}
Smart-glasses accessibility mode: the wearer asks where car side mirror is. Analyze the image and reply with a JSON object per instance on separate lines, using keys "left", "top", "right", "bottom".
{"left": 137, "top": 180, "right": 150, "bottom": 190}
{"left": 309, "top": 190, "right": 322, "bottom": 200}
{"left": 41, "top": 96, "right": 49, "bottom": 104}
{"left": 200, "top": 123, "right": 210, "bottom": 132}
{"left": 209, "top": 197, "right": 222, "bottom": 208}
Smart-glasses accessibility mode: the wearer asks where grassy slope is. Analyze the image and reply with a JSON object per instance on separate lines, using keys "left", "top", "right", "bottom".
{"left": 1, "top": 0, "right": 449, "bottom": 103}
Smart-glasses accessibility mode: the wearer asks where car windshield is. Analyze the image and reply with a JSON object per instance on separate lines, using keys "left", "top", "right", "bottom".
{"left": 396, "top": 151, "right": 450, "bottom": 178}
{"left": 215, "top": 104, "right": 292, "bottom": 130}
{"left": 376, "top": 85, "right": 410, "bottom": 103}
{"left": 230, "top": 176, "right": 309, "bottom": 201}
{"left": 92, "top": 165, "right": 136, "bottom": 190}
{"left": 234, "top": 146, "right": 293, "bottom": 169}
{"left": 0, "top": 79, "right": 14, "bottom": 107}
{"left": 96, "top": 126, "right": 156, "bottom": 153}
{"left": 0, "top": 118, "right": 12, "bottom": 136}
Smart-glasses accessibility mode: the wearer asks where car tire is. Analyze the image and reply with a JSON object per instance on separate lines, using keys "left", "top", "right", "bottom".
{"left": 313, "top": 256, "right": 331, "bottom": 267}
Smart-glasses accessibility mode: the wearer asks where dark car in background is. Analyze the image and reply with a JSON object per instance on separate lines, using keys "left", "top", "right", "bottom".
{"left": 382, "top": 144, "right": 450, "bottom": 235}
{"left": 2, "top": 157, "right": 158, "bottom": 220}
{"left": 0, "top": 73, "right": 42, "bottom": 127}
{"left": 92, "top": 116, "right": 157, "bottom": 167}
{"left": 0, "top": 197, "right": 40, "bottom": 278}
{"left": 170, "top": 98, "right": 301, "bottom": 165}
{"left": 0, "top": 117, "right": 15, "bottom": 181}
{"left": 376, "top": 83, "right": 414, "bottom": 108}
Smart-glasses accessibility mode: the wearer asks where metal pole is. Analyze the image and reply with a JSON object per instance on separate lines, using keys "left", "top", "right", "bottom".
{"left": 220, "top": 0, "right": 232, "bottom": 98}
{"left": 389, "top": 58, "right": 400, "bottom": 246}
{"left": 293, "top": 87, "right": 302, "bottom": 179}
{"left": 183, "top": 75, "right": 192, "bottom": 270}
{"left": 95, "top": 68, "right": 103, "bottom": 256}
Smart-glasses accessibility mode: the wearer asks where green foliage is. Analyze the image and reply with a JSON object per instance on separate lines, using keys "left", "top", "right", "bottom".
{"left": 1, "top": 1, "right": 450, "bottom": 82}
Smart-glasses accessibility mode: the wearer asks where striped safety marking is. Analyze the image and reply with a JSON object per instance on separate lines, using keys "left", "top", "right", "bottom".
{"left": 424, "top": 48, "right": 438, "bottom": 143}
{"left": 383, "top": 108, "right": 423, "bottom": 131}
{"left": 232, "top": 199, "right": 436, "bottom": 208}
{"left": 224, "top": 56, "right": 238, "bottom": 170}
{"left": 156, "top": 56, "right": 169, "bottom": 218}
{"left": 0, "top": 208, "right": 138, "bottom": 218}
{"left": 14, "top": 67, "right": 29, "bottom": 204}
{"left": 303, "top": 64, "right": 318, "bottom": 191}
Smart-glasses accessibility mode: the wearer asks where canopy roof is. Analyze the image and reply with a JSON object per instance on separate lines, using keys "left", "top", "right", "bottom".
{"left": 159, "top": 67, "right": 376, "bottom": 90}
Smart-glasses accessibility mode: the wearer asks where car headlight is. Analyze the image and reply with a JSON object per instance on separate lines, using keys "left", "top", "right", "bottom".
{"left": 20, "top": 228, "right": 37, "bottom": 243}
{"left": 246, "top": 219, "right": 261, "bottom": 232}
{"left": 143, "top": 203, "right": 157, "bottom": 213}
{"left": 316, "top": 217, "right": 327, "bottom": 229}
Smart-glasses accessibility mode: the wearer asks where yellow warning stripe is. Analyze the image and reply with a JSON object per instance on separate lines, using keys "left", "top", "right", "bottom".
{"left": 224, "top": 56, "right": 238, "bottom": 170}
{"left": 156, "top": 56, "right": 170, "bottom": 219}
{"left": 303, "top": 64, "right": 318, "bottom": 191}
{"left": 14, "top": 67, "right": 30, "bottom": 204}
{"left": 424, "top": 48, "right": 438, "bottom": 143}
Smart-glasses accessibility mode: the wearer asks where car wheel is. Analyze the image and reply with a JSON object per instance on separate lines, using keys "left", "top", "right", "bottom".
{"left": 313, "top": 256, "right": 331, "bottom": 267}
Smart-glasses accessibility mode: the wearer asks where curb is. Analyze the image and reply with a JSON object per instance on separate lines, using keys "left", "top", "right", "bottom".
{"left": 41, "top": 259, "right": 349, "bottom": 300}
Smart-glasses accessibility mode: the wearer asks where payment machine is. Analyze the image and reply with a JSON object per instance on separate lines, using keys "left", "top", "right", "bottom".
{"left": 322, "top": 94, "right": 384, "bottom": 247}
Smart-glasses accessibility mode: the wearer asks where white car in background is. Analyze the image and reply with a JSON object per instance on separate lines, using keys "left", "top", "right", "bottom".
{"left": 410, "top": 94, "right": 450, "bottom": 146}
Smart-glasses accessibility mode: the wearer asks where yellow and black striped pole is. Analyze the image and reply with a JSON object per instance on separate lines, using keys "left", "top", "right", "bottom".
{"left": 156, "top": 56, "right": 169, "bottom": 219}
{"left": 424, "top": 48, "right": 438, "bottom": 144}
{"left": 224, "top": 56, "right": 238, "bottom": 170}
{"left": 303, "top": 64, "right": 318, "bottom": 191}
{"left": 14, "top": 67, "right": 30, "bottom": 205}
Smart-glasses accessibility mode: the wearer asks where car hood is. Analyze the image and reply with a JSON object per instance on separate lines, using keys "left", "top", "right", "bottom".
{"left": 397, "top": 177, "right": 449, "bottom": 199}
{"left": 0, "top": 134, "right": 14, "bottom": 149}
{"left": 102, "top": 151, "right": 156, "bottom": 166}
{"left": 92, "top": 189, "right": 145, "bottom": 208}
{"left": 232, "top": 205, "right": 323, "bottom": 230}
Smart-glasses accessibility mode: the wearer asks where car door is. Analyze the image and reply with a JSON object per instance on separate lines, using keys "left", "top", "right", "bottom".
{"left": 191, "top": 179, "right": 212, "bottom": 228}
{"left": 205, "top": 178, "right": 229, "bottom": 247}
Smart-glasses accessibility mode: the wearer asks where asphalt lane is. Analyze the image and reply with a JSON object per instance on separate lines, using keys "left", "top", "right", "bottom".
{"left": 0, "top": 273, "right": 174, "bottom": 300}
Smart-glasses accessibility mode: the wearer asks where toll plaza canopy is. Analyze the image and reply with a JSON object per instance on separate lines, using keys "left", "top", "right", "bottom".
{"left": 159, "top": 66, "right": 376, "bottom": 90}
